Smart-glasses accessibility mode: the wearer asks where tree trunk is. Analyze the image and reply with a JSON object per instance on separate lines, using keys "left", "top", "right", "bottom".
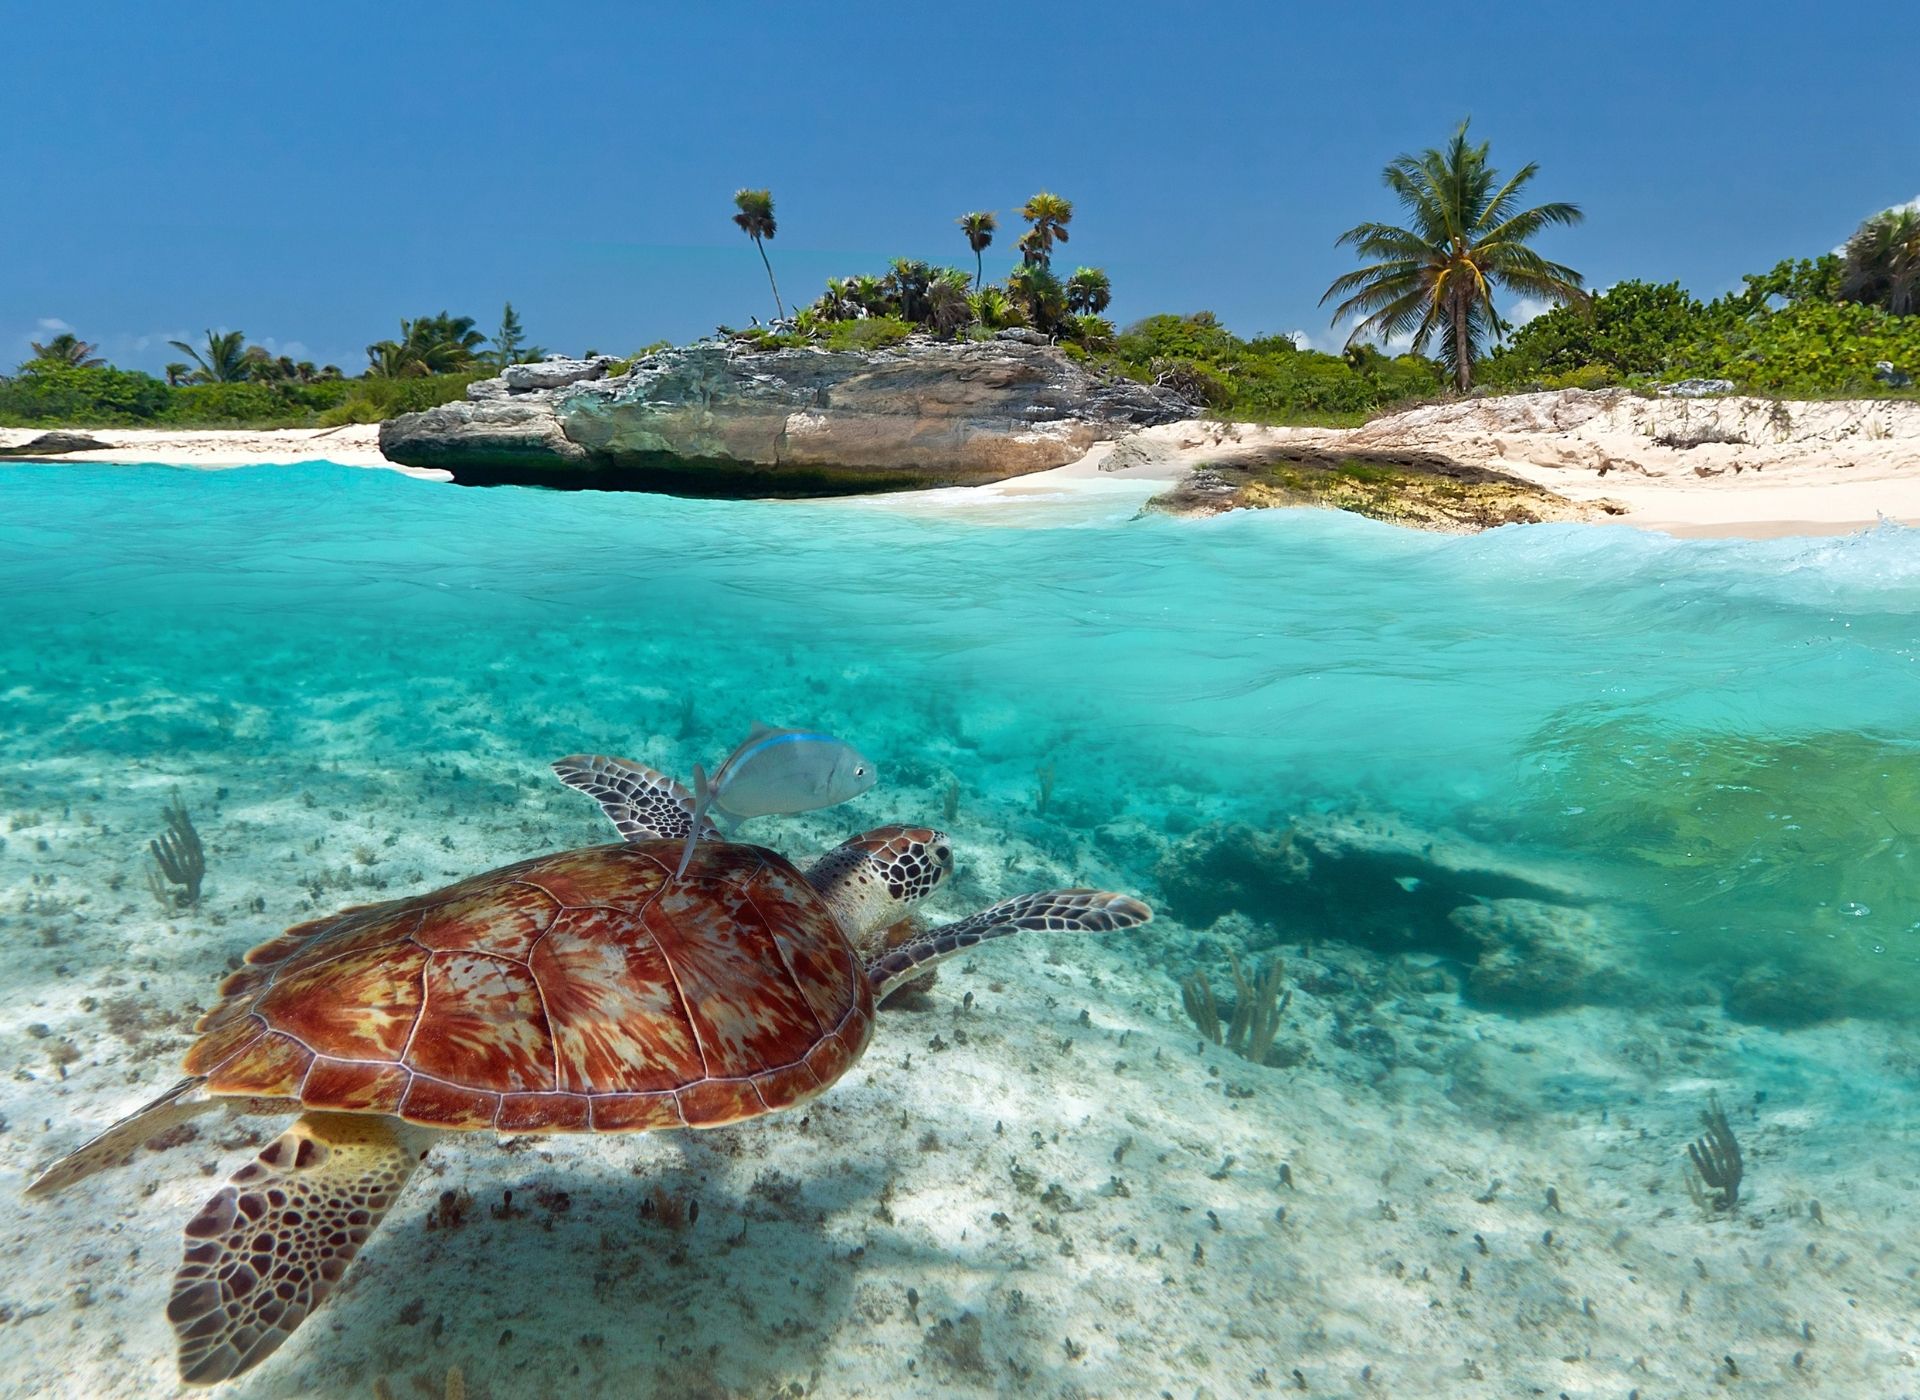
{"left": 975, "top": 248, "right": 984, "bottom": 292}
{"left": 755, "top": 236, "right": 785, "bottom": 322}
{"left": 1452, "top": 293, "right": 1472, "bottom": 393}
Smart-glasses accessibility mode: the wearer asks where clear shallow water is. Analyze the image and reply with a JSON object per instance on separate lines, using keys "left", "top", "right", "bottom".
{"left": 5, "top": 463, "right": 1918, "bottom": 1006}
{"left": 7, "top": 462, "right": 1920, "bottom": 1396}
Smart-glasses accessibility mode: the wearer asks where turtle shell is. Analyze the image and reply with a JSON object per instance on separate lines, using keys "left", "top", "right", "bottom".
{"left": 182, "top": 842, "right": 875, "bottom": 1133}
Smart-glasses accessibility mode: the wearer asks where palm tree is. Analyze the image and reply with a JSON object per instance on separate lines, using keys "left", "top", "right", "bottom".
{"left": 847, "top": 274, "right": 890, "bottom": 318}
{"left": 732, "top": 188, "right": 784, "bottom": 321}
{"left": 958, "top": 211, "right": 997, "bottom": 289}
{"left": 28, "top": 332, "right": 105, "bottom": 368}
{"left": 1840, "top": 208, "right": 1920, "bottom": 316}
{"left": 884, "top": 259, "right": 935, "bottom": 323}
{"left": 1065, "top": 267, "right": 1112, "bottom": 316}
{"left": 1018, "top": 192, "right": 1073, "bottom": 267}
{"left": 1008, "top": 263, "right": 1069, "bottom": 335}
{"left": 163, "top": 362, "right": 191, "bottom": 386}
{"left": 926, "top": 270, "right": 975, "bottom": 337}
{"left": 168, "top": 330, "right": 251, "bottom": 384}
{"left": 1321, "top": 121, "right": 1586, "bottom": 391}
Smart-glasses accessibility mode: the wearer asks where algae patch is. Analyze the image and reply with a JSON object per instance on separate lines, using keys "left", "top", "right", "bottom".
{"left": 1148, "top": 447, "right": 1602, "bottom": 531}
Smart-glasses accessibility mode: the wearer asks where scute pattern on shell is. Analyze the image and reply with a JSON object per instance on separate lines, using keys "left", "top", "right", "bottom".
{"left": 182, "top": 843, "right": 873, "bottom": 1132}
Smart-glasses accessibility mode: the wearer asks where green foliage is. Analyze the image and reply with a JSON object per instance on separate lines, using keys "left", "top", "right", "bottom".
{"left": 23, "top": 332, "right": 105, "bottom": 370}
{"left": 0, "top": 363, "right": 171, "bottom": 424}
{"left": 1323, "top": 119, "right": 1585, "bottom": 390}
{"left": 1485, "top": 281, "right": 1708, "bottom": 384}
{"left": 822, "top": 317, "right": 914, "bottom": 351}
{"left": 367, "top": 312, "right": 488, "bottom": 378}
{"left": 1103, "top": 312, "right": 1442, "bottom": 422}
{"left": 169, "top": 329, "right": 252, "bottom": 384}
{"left": 1677, "top": 297, "right": 1920, "bottom": 395}
{"left": 0, "top": 362, "right": 483, "bottom": 428}
{"left": 1839, "top": 210, "right": 1919, "bottom": 315}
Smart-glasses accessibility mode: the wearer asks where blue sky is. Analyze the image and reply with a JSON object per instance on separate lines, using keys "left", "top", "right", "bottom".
{"left": 5, "top": 1, "right": 1916, "bottom": 374}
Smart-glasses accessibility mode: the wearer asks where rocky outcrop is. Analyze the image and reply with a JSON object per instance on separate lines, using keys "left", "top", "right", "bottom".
{"left": 1145, "top": 444, "right": 1605, "bottom": 530}
{"left": 0, "top": 431, "right": 114, "bottom": 458}
{"left": 380, "top": 338, "right": 1189, "bottom": 495}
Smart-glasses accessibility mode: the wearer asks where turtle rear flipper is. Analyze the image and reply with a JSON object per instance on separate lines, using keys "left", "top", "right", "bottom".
{"left": 867, "top": 889, "right": 1151, "bottom": 1001}
{"left": 27, "top": 1076, "right": 218, "bottom": 1199}
{"left": 551, "top": 755, "right": 720, "bottom": 843}
{"left": 170, "top": 1112, "right": 437, "bottom": 1386}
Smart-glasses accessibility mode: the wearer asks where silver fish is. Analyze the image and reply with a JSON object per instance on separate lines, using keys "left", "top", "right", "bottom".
{"left": 676, "top": 724, "right": 876, "bottom": 877}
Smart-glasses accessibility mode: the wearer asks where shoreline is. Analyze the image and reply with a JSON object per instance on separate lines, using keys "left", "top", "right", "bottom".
{"left": 6, "top": 388, "right": 1919, "bottom": 538}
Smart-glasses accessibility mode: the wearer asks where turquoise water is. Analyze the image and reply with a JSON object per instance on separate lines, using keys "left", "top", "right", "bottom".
{"left": 6, "top": 463, "right": 1920, "bottom": 1396}
{"left": 7, "top": 464, "right": 1918, "bottom": 999}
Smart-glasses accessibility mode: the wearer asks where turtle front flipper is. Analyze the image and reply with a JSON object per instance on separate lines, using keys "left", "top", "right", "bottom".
{"left": 551, "top": 755, "right": 721, "bottom": 843}
{"left": 170, "top": 1112, "right": 438, "bottom": 1386}
{"left": 867, "top": 889, "right": 1152, "bottom": 1002}
{"left": 27, "top": 1076, "right": 220, "bottom": 1199}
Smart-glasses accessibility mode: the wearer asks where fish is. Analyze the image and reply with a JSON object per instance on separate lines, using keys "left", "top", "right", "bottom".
{"left": 676, "top": 724, "right": 877, "bottom": 877}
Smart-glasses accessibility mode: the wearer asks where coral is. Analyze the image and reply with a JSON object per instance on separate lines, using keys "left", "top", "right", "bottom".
{"left": 146, "top": 790, "right": 205, "bottom": 909}
{"left": 1181, "top": 950, "right": 1289, "bottom": 1065}
{"left": 1683, "top": 1094, "right": 1744, "bottom": 1214}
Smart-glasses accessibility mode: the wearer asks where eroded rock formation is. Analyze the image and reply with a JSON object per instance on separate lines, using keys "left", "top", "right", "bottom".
{"left": 380, "top": 338, "right": 1189, "bottom": 495}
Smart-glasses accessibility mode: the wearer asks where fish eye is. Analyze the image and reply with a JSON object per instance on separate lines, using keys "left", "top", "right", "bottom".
{"left": 854, "top": 765, "right": 869, "bottom": 777}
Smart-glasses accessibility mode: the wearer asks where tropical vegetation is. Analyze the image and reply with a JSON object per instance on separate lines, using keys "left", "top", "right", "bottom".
{"left": 732, "top": 188, "right": 783, "bottom": 322}
{"left": 1322, "top": 120, "right": 1586, "bottom": 391}
{"left": 1, "top": 306, "right": 549, "bottom": 428}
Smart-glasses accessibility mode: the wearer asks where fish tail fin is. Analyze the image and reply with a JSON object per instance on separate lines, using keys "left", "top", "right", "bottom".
{"left": 676, "top": 763, "right": 710, "bottom": 879}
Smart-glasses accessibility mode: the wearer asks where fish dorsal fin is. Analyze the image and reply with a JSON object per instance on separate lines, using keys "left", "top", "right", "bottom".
{"left": 676, "top": 763, "right": 712, "bottom": 879}
{"left": 745, "top": 722, "right": 779, "bottom": 740}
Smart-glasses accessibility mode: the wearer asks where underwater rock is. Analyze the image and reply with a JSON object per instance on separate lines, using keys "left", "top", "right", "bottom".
{"left": 1722, "top": 962, "right": 1853, "bottom": 1028}
{"left": 381, "top": 338, "right": 1190, "bottom": 496}
{"left": 1449, "top": 898, "right": 1628, "bottom": 1011}
{"left": 1155, "top": 812, "right": 1593, "bottom": 959}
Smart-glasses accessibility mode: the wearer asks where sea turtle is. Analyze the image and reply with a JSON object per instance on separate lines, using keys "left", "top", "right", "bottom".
{"left": 29, "top": 754, "right": 1150, "bottom": 1385}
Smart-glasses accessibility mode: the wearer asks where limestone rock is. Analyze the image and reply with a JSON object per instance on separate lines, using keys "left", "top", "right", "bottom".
{"left": 500, "top": 355, "right": 617, "bottom": 392}
{"left": 1450, "top": 899, "right": 1628, "bottom": 1010}
{"left": 381, "top": 339, "right": 1189, "bottom": 495}
{"left": 0, "top": 430, "right": 114, "bottom": 457}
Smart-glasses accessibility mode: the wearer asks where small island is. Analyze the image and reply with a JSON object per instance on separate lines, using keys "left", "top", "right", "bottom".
{"left": 5, "top": 137, "right": 1916, "bottom": 535}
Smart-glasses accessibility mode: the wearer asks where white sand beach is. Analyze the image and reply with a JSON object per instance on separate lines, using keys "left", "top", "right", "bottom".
{"left": 8, "top": 389, "right": 1920, "bottom": 536}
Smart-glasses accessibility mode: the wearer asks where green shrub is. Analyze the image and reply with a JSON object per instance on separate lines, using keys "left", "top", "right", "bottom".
{"left": 1485, "top": 281, "right": 1707, "bottom": 384}
{"left": 160, "top": 382, "right": 305, "bottom": 426}
{"left": 1677, "top": 298, "right": 1920, "bottom": 394}
{"left": 0, "top": 363, "right": 171, "bottom": 424}
{"left": 822, "top": 317, "right": 914, "bottom": 351}
{"left": 1542, "top": 364, "right": 1618, "bottom": 390}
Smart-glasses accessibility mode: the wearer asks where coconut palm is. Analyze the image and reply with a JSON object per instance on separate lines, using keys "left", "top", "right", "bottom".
{"left": 168, "top": 330, "right": 252, "bottom": 384}
{"left": 958, "top": 211, "right": 997, "bottom": 290}
{"left": 1065, "top": 267, "right": 1112, "bottom": 316}
{"left": 1840, "top": 208, "right": 1920, "bottom": 316}
{"left": 1321, "top": 121, "right": 1586, "bottom": 391}
{"left": 732, "top": 188, "right": 784, "bottom": 321}
{"left": 1018, "top": 192, "right": 1073, "bottom": 267}
{"left": 28, "top": 332, "right": 105, "bottom": 368}
{"left": 163, "top": 362, "right": 191, "bottom": 387}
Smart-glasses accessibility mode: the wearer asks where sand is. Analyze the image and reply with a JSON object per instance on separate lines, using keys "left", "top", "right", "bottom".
{"left": 6, "top": 765, "right": 1920, "bottom": 1398}
{"left": 0, "top": 425, "right": 442, "bottom": 476}
{"left": 6, "top": 388, "right": 1920, "bottom": 535}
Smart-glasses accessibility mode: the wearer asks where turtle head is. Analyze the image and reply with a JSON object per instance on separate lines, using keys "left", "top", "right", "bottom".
{"left": 803, "top": 824, "right": 953, "bottom": 947}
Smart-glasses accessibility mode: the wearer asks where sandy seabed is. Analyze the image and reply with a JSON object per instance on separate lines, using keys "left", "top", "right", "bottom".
{"left": 4, "top": 756, "right": 1919, "bottom": 1399}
